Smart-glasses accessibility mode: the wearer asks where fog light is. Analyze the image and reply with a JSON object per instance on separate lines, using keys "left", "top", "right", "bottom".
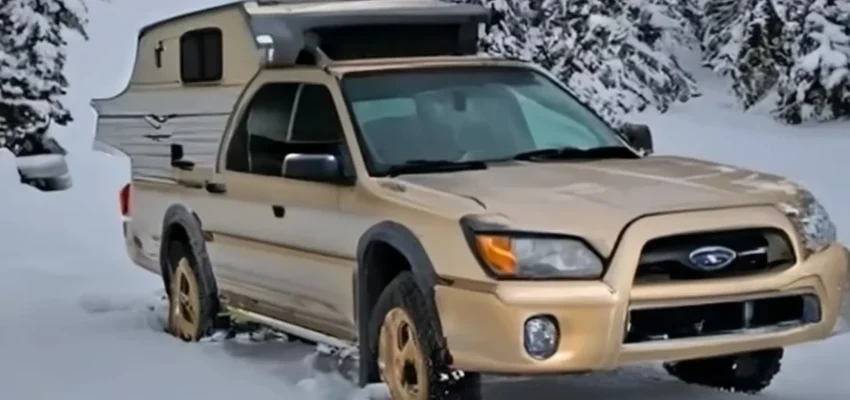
{"left": 524, "top": 315, "right": 559, "bottom": 360}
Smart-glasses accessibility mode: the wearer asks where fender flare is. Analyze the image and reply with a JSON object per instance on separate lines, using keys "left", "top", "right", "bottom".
{"left": 158, "top": 204, "right": 217, "bottom": 296}
{"left": 355, "top": 221, "right": 448, "bottom": 384}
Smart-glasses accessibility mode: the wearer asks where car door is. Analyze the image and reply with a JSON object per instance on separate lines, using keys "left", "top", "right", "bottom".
{"left": 210, "top": 70, "right": 357, "bottom": 339}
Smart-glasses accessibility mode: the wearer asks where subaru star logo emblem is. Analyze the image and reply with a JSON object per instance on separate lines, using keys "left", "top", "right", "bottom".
{"left": 687, "top": 246, "right": 737, "bottom": 271}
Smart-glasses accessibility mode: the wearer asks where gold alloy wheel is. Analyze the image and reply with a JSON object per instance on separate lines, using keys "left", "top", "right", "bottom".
{"left": 167, "top": 258, "right": 202, "bottom": 341}
{"left": 378, "top": 307, "right": 429, "bottom": 400}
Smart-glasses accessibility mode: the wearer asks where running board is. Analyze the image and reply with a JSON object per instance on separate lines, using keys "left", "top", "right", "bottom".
{"left": 226, "top": 306, "right": 354, "bottom": 349}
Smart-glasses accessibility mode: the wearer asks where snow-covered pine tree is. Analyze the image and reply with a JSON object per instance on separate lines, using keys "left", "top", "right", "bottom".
{"left": 734, "top": 1, "right": 787, "bottom": 108}
{"left": 0, "top": 0, "right": 88, "bottom": 156}
{"left": 641, "top": 0, "right": 703, "bottom": 51}
{"left": 775, "top": 0, "right": 850, "bottom": 124}
{"left": 451, "top": 0, "right": 700, "bottom": 124}
{"left": 701, "top": 0, "right": 787, "bottom": 109}
{"left": 702, "top": 0, "right": 749, "bottom": 74}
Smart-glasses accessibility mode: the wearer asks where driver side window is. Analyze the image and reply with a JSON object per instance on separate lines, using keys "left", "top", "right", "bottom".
{"left": 225, "top": 83, "right": 345, "bottom": 177}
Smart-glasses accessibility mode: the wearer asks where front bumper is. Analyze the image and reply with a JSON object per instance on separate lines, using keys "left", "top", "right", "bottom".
{"left": 435, "top": 243, "right": 850, "bottom": 375}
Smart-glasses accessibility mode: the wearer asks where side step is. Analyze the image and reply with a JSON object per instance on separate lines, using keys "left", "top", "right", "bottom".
{"left": 226, "top": 306, "right": 355, "bottom": 350}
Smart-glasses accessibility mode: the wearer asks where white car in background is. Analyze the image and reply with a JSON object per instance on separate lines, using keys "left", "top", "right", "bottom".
{"left": 16, "top": 135, "right": 72, "bottom": 191}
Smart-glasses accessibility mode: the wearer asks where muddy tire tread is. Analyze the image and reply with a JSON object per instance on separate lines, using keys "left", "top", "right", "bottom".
{"left": 167, "top": 240, "right": 219, "bottom": 340}
{"left": 368, "top": 271, "right": 481, "bottom": 400}
{"left": 663, "top": 348, "right": 783, "bottom": 394}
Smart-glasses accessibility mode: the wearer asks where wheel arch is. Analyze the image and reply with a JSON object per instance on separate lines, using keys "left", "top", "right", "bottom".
{"left": 159, "top": 203, "right": 214, "bottom": 293}
{"left": 355, "top": 221, "right": 448, "bottom": 384}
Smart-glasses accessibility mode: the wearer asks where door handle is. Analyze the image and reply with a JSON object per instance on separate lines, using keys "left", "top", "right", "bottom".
{"left": 272, "top": 205, "right": 285, "bottom": 218}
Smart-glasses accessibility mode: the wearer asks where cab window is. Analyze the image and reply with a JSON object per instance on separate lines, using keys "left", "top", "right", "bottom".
{"left": 225, "top": 83, "right": 347, "bottom": 177}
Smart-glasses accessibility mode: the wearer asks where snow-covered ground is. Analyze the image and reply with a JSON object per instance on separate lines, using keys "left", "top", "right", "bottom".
{"left": 1, "top": 1, "right": 848, "bottom": 399}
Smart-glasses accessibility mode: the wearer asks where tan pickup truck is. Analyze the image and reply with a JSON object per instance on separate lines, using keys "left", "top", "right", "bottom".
{"left": 93, "top": 1, "right": 850, "bottom": 399}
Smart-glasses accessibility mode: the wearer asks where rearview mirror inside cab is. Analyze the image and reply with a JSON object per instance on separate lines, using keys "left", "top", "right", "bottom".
{"left": 619, "top": 123, "right": 654, "bottom": 155}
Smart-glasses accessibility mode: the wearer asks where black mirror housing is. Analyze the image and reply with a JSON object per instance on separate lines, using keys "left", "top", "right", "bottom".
{"left": 282, "top": 153, "right": 352, "bottom": 185}
{"left": 619, "top": 123, "right": 654, "bottom": 155}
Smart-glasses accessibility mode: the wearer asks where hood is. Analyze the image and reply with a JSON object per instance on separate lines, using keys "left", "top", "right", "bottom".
{"left": 395, "top": 156, "right": 799, "bottom": 255}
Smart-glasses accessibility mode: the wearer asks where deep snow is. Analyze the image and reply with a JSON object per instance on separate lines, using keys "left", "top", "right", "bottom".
{"left": 0, "top": 1, "right": 848, "bottom": 399}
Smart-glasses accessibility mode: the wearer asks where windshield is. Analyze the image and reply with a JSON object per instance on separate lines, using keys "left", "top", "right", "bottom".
{"left": 341, "top": 66, "right": 627, "bottom": 176}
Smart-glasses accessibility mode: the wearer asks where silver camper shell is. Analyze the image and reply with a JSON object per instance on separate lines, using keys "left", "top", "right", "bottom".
{"left": 91, "top": 0, "right": 491, "bottom": 181}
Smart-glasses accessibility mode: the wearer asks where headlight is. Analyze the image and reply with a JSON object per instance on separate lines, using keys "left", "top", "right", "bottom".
{"left": 473, "top": 234, "right": 604, "bottom": 279}
{"left": 778, "top": 189, "right": 837, "bottom": 255}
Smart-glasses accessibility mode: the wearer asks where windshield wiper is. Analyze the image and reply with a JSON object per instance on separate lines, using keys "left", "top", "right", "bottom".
{"left": 384, "top": 159, "right": 487, "bottom": 177}
{"left": 513, "top": 146, "right": 638, "bottom": 161}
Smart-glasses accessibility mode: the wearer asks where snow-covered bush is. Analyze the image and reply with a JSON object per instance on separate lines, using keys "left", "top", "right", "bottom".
{"left": 454, "top": 0, "right": 701, "bottom": 124}
{"left": 775, "top": 0, "right": 850, "bottom": 124}
{"left": 702, "top": 0, "right": 850, "bottom": 124}
{"left": 0, "top": 0, "right": 88, "bottom": 155}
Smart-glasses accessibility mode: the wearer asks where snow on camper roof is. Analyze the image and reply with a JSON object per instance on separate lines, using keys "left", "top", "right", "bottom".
{"left": 138, "top": 0, "right": 490, "bottom": 67}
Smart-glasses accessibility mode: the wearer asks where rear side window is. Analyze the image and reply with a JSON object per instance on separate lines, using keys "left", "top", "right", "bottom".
{"left": 180, "top": 27, "right": 223, "bottom": 83}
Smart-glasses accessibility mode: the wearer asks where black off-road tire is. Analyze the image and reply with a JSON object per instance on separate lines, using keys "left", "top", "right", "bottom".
{"left": 166, "top": 240, "right": 221, "bottom": 341}
{"left": 663, "top": 348, "right": 783, "bottom": 394}
{"left": 368, "top": 271, "right": 482, "bottom": 400}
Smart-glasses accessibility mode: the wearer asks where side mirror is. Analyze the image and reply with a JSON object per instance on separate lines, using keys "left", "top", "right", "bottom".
{"left": 282, "top": 153, "right": 351, "bottom": 184}
{"left": 619, "top": 123, "right": 654, "bottom": 155}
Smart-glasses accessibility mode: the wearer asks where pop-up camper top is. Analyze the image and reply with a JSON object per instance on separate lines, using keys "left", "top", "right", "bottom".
{"left": 148, "top": 0, "right": 490, "bottom": 69}
{"left": 91, "top": 0, "right": 491, "bottom": 180}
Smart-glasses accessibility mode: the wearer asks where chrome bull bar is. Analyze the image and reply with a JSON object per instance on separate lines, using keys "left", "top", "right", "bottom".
{"left": 831, "top": 253, "right": 850, "bottom": 337}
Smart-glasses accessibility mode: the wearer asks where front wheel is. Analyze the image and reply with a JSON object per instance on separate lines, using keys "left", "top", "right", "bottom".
{"left": 663, "top": 348, "right": 783, "bottom": 394}
{"left": 369, "top": 272, "right": 481, "bottom": 400}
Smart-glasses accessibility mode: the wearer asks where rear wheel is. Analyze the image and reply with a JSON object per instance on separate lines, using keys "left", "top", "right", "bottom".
{"left": 166, "top": 241, "right": 218, "bottom": 341}
{"left": 369, "top": 272, "right": 481, "bottom": 400}
{"left": 663, "top": 348, "right": 783, "bottom": 394}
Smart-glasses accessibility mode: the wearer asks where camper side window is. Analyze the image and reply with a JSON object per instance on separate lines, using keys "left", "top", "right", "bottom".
{"left": 180, "top": 27, "right": 223, "bottom": 83}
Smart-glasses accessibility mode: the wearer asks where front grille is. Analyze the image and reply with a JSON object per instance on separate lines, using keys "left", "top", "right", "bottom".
{"left": 624, "top": 294, "right": 820, "bottom": 343}
{"left": 635, "top": 228, "right": 796, "bottom": 283}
